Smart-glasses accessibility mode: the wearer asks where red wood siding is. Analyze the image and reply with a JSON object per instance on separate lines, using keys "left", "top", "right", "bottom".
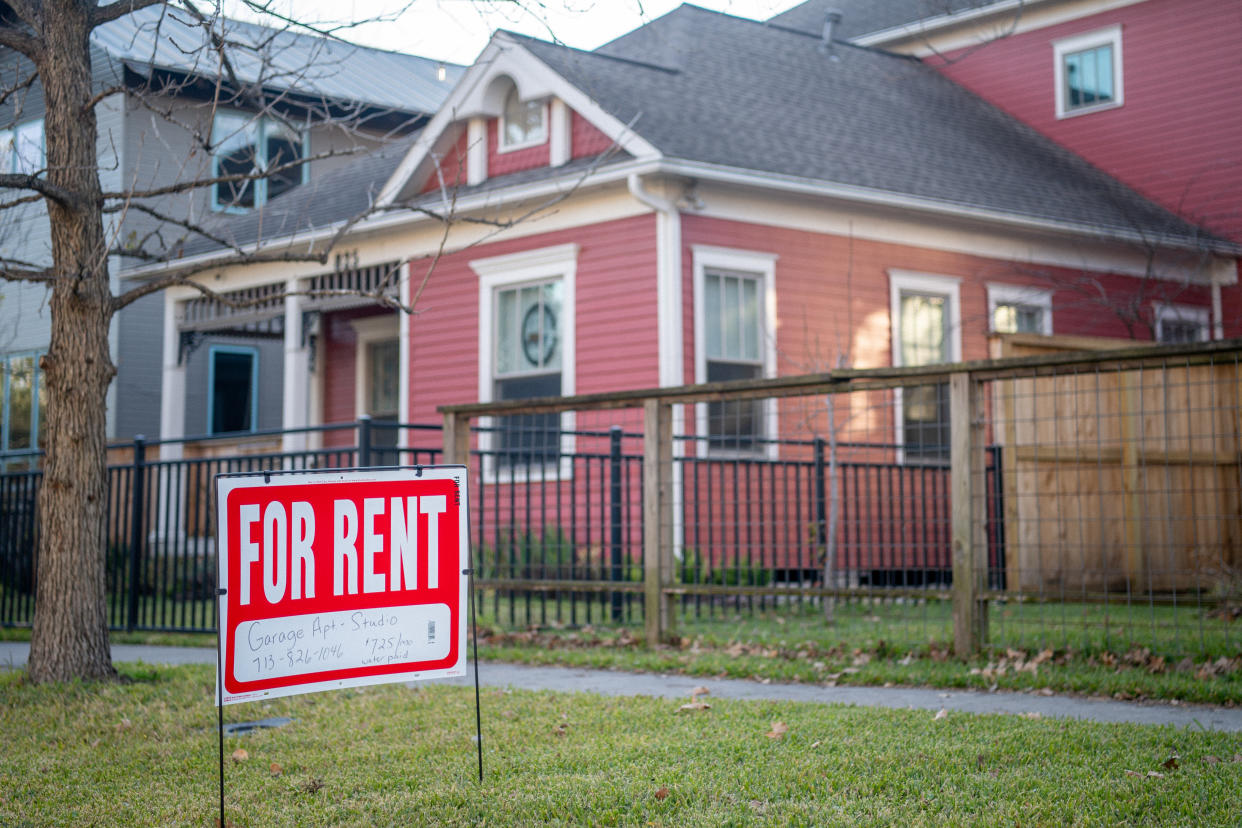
{"left": 420, "top": 131, "right": 469, "bottom": 195}
{"left": 320, "top": 307, "right": 397, "bottom": 447}
{"left": 930, "top": 0, "right": 1242, "bottom": 241}
{"left": 487, "top": 117, "right": 551, "bottom": 178}
{"left": 571, "top": 110, "right": 614, "bottom": 158}
{"left": 401, "top": 212, "right": 660, "bottom": 423}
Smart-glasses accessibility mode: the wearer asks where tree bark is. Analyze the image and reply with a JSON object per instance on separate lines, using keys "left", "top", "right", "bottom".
{"left": 25, "top": 0, "right": 117, "bottom": 683}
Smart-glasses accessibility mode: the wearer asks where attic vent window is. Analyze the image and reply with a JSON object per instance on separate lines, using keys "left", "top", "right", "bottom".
{"left": 1052, "top": 25, "right": 1123, "bottom": 119}
{"left": 499, "top": 87, "right": 547, "bottom": 152}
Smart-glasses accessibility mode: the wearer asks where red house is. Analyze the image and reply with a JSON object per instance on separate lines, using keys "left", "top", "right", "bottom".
{"left": 140, "top": 0, "right": 1241, "bottom": 583}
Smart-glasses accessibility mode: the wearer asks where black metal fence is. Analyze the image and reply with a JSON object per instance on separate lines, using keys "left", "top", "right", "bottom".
{"left": 0, "top": 418, "right": 995, "bottom": 633}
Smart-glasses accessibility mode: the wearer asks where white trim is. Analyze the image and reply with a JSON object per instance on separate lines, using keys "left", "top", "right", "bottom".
{"left": 889, "top": 270, "right": 962, "bottom": 465}
{"left": 466, "top": 117, "right": 487, "bottom": 186}
{"left": 470, "top": 243, "right": 578, "bottom": 482}
{"left": 1053, "top": 24, "right": 1124, "bottom": 119}
{"left": 281, "top": 278, "right": 310, "bottom": 454}
{"left": 853, "top": 0, "right": 1145, "bottom": 56}
{"left": 548, "top": 98, "right": 570, "bottom": 167}
{"left": 349, "top": 314, "right": 400, "bottom": 419}
{"left": 986, "top": 283, "right": 1054, "bottom": 335}
{"left": 378, "top": 35, "right": 660, "bottom": 207}
{"left": 1153, "top": 302, "right": 1210, "bottom": 343}
{"left": 692, "top": 245, "right": 779, "bottom": 460}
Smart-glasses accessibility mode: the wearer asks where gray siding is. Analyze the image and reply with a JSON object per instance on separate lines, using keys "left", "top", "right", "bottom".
{"left": 112, "top": 288, "right": 163, "bottom": 440}
{"left": 182, "top": 334, "right": 284, "bottom": 438}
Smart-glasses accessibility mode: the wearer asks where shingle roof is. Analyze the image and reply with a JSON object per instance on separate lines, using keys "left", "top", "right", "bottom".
{"left": 768, "top": 0, "right": 1002, "bottom": 41}
{"left": 93, "top": 5, "right": 463, "bottom": 115}
{"left": 519, "top": 5, "right": 1219, "bottom": 248}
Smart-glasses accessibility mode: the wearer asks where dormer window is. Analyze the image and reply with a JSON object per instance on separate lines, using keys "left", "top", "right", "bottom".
{"left": 1053, "top": 25, "right": 1123, "bottom": 119}
{"left": 499, "top": 87, "right": 547, "bottom": 152}
{"left": 212, "top": 111, "right": 306, "bottom": 212}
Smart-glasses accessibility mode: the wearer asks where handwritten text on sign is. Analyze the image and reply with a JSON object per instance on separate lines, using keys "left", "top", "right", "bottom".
{"left": 215, "top": 468, "right": 468, "bottom": 705}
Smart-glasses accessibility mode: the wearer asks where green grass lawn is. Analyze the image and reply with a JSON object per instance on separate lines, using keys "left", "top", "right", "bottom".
{"left": 2, "top": 664, "right": 1241, "bottom": 826}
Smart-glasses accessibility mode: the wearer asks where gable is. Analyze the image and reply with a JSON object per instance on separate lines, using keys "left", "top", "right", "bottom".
{"left": 378, "top": 35, "right": 659, "bottom": 207}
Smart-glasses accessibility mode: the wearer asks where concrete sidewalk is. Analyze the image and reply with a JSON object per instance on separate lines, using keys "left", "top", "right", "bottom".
{"left": 3, "top": 641, "right": 1239, "bottom": 731}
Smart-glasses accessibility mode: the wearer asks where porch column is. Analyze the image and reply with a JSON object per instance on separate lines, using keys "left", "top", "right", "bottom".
{"left": 282, "top": 278, "right": 310, "bottom": 454}
{"left": 159, "top": 291, "right": 185, "bottom": 459}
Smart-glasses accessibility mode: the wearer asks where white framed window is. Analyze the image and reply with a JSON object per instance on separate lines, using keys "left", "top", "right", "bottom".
{"left": 211, "top": 111, "right": 307, "bottom": 212}
{"left": 987, "top": 283, "right": 1053, "bottom": 335}
{"left": 1, "top": 351, "right": 43, "bottom": 462}
{"left": 207, "top": 345, "right": 259, "bottom": 435}
{"left": 0, "top": 119, "right": 44, "bottom": 176}
{"left": 1053, "top": 25, "right": 1123, "bottom": 119}
{"left": 1154, "top": 302, "right": 1210, "bottom": 344}
{"left": 890, "top": 271, "right": 961, "bottom": 464}
{"left": 692, "top": 246, "right": 778, "bottom": 458}
{"left": 498, "top": 86, "right": 547, "bottom": 152}
{"left": 471, "top": 243, "right": 577, "bottom": 480}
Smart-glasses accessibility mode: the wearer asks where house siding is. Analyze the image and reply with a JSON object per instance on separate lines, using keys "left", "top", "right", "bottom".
{"left": 571, "top": 111, "right": 614, "bottom": 158}
{"left": 486, "top": 116, "right": 551, "bottom": 178}
{"left": 182, "top": 334, "right": 284, "bottom": 437}
{"left": 931, "top": 0, "right": 1242, "bottom": 242}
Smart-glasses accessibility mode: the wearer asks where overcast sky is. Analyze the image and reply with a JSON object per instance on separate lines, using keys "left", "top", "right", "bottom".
{"left": 224, "top": 0, "right": 806, "bottom": 65}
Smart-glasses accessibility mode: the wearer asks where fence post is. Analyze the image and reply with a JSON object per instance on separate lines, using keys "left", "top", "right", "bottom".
{"left": 127, "top": 435, "right": 146, "bottom": 633}
{"left": 442, "top": 412, "right": 471, "bottom": 468}
{"left": 950, "top": 373, "right": 988, "bottom": 656}
{"left": 357, "top": 415, "right": 372, "bottom": 468}
{"left": 643, "top": 399, "right": 674, "bottom": 645}
{"left": 813, "top": 434, "right": 827, "bottom": 556}
{"left": 609, "top": 426, "right": 624, "bottom": 622}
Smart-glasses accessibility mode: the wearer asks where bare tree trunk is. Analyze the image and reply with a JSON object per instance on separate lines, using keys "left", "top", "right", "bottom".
{"left": 26, "top": 1, "right": 116, "bottom": 683}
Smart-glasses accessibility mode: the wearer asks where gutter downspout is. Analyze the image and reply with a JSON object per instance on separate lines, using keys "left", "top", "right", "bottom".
{"left": 627, "top": 173, "right": 685, "bottom": 567}
{"left": 627, "top": 173, "right": 684, "bottom": 387}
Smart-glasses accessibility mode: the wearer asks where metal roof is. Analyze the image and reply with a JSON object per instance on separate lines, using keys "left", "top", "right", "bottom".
{"left": 92, "top": 5, "right": 464, "bottom": 115}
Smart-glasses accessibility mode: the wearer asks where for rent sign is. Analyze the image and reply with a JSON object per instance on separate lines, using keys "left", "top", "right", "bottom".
{"left": 215, "top": 467, "right": 469, "bottom": 705}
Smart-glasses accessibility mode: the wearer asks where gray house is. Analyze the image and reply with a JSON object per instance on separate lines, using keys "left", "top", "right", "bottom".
{"left": 0, "top": 5, "right": 461, "bottom": 463}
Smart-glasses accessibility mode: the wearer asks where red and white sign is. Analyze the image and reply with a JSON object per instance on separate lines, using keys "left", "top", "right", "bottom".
{"left": 214, "top": 467, "right": 469, "bottom": 705}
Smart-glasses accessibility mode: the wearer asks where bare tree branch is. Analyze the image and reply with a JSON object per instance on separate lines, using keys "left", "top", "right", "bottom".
{"left": 0, "top": 173, "right": 82, "bottom": 208}
{"left": 91, "top": 0, "right": 166, "bottom": 27}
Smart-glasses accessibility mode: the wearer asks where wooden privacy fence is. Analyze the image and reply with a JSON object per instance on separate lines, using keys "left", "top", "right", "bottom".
{"left": 442, "top": 338, "right": 1242, "bottom": 655}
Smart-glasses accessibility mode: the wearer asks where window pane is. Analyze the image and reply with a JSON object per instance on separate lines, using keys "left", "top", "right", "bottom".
{"left": 722, "top": 276, "right": 740, "bottom": 360}
{"left": 367, "top": 339, "right": 399, "bottom": 416}
{"left": 903, "top": 382, "right": 950, "bottom": 461}
{"left": 265, "top": 121, "right": 303, "bottom": 201}
{"left": 704, "top": 274, "right": 722, "bottom": 358}
{"left": 1065, "top": 45, "right": 1113, "bottom": 110}
{"left": 495, "top": 373, "right": 560, "bottom": 466}
{"left": 742, "top": 278, "right": 759, "bottom": 361}
{"left": 1096, "top": 46, "right": 1114, "bottom": 100}
{"left": 211, "top": 350, "right": 255, "bottom": 434}
{"left": 503, "top": 89, "right": 545, "bottom": 146}
{"left": 994, "top": 303, "right": 1044, "bottom": 334}
{"left": 706, "top": 361, "right": 762, "bottom": 452}
{"left": 1160, "top": 320, "right": 1203, "bottom": 344}
{"left": 1080, "top": 48, "right": 1097, "bottom": 105}
{"left": 496, "top": 288, "right": 517, "bottom": 374}
{"left": 7, "top": 356, "right": 34, "bottom": 450}
{"left": 900, "top": 293, "right": 946, "bottom": 366}
{"left": 1065, "top": 52, "right": 1082, "bottom": 108}
{"left": 541, "top": 281, "right": 562, "bottom": 371}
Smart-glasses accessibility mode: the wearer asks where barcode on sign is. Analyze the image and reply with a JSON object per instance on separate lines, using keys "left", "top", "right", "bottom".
{"left": 427, "top": 620, "right": 436, "bottom": 643}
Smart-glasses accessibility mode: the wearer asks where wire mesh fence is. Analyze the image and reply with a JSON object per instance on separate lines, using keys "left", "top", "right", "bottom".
{"left": 2, "top": 339, "right": 1240, "bottom": 661}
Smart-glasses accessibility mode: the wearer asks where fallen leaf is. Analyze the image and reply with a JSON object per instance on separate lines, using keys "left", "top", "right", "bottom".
{"left": 1020, "top": 712, "right": 1043, "bottom": 720}
{"left": 766, "top": 721, "right": 788, "bottom": 740}
{"left": 1147, "top": 771, "right": 1165, "bottom": 779}
{"left": 1205, "top": 755, "right": 1221, "bottom": 765}
{"left": 933, "top": 708, "right": 948, "bottom": 721}
{"left": 654, "top": 787, "right": 669, "bottom": 800}
{"left": 810, "top": 740, "right": 821, "bottom": 749}
{"left": 690, "top": 686, "right": 711, "bottom": 700}
{"left": 677, "top": 702, "right": 711, "bottom": 714}
{"left": 301, "top": 778, "right": 324, "bottom": 795}
{"left": 269, "top": 762, "right": 283, "bottom": 777}
{"left": 1125, "top": 770, "right": 1143, "bottom": 778}
{"left": 898, "top": 654, "right": 914, "bottom": 666}
{"left": 231, "top": 748, "right": 249, "bottom": 763}
{"left": 1162, "top": 755, "right": 1180, "bottom": 771}
{"left": 976, "top": 754, "right": 986, "bottom": 770}
{"left": 115, "top": 718, "right": 132, "bottom": 732}
{"left": 553, "top": 722, "right": 569, "bottom": 736}
{"left": 1037, "top": 688, "right": 1054, "bottom": 696}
